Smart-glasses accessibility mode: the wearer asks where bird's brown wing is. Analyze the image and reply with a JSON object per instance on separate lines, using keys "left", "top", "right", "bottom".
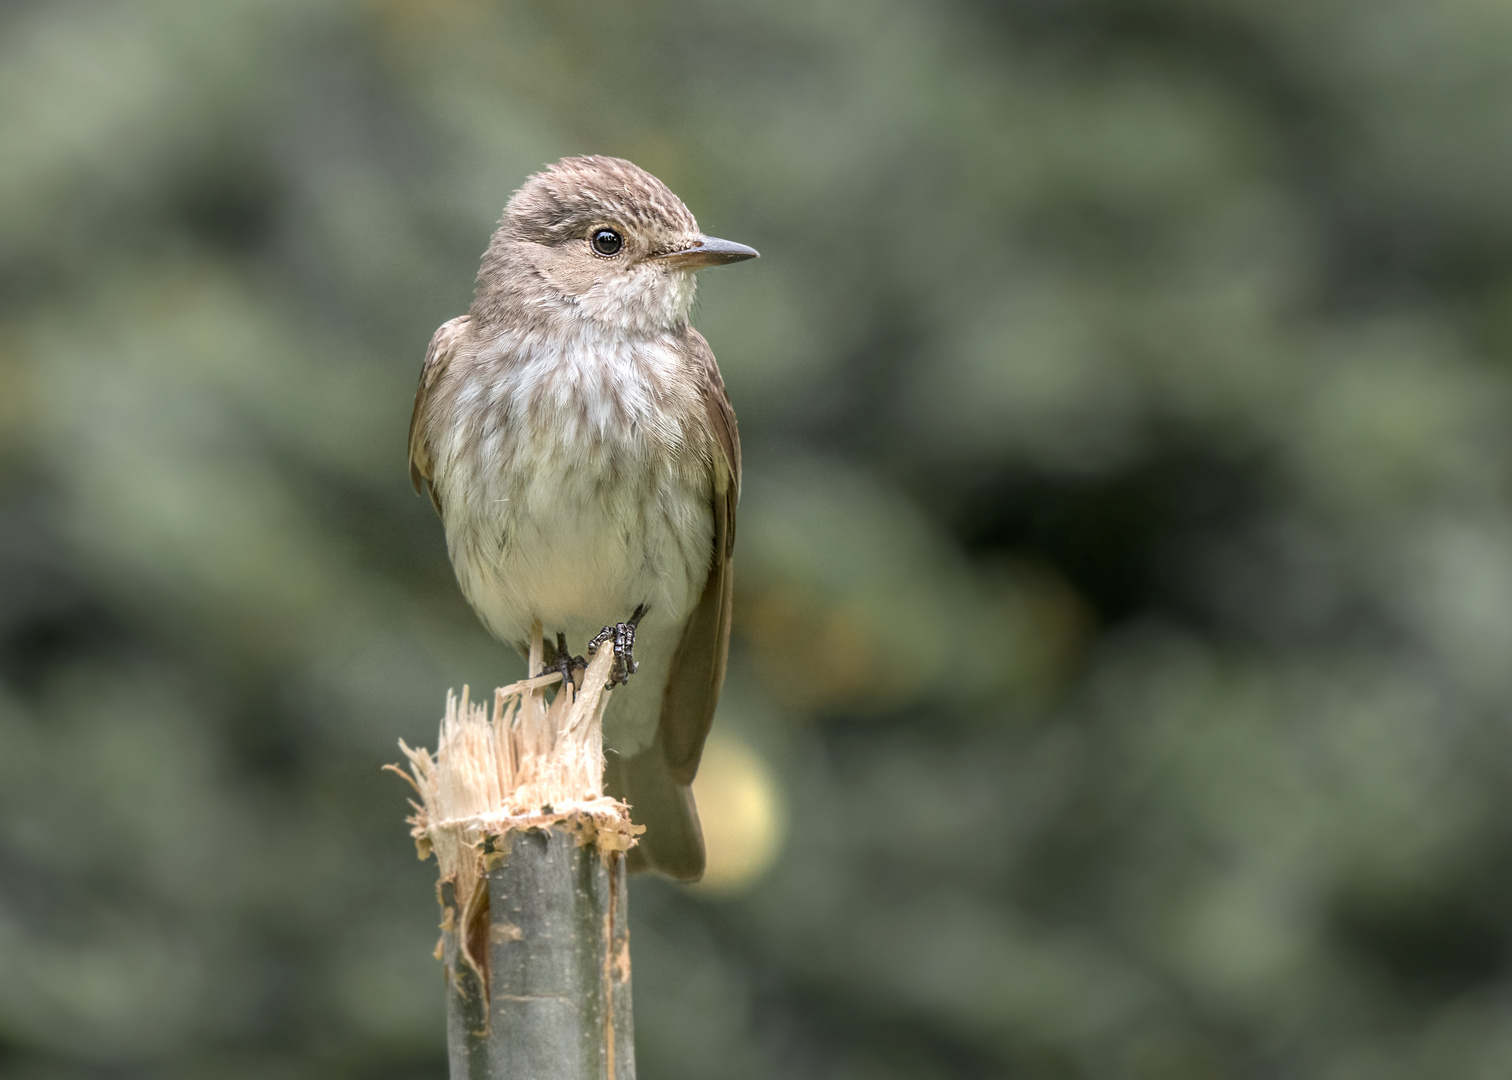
{"left": 612, "top": 329, "right": 739, "bottom": 881}
{"left": 660, "top": 329, "right": 740, "bottom": 784}
{"left": 408, "top": 315, "right": 471, "bottom": 515}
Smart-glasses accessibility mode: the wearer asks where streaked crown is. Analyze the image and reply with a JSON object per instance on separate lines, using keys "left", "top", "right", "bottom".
{"left": 504, "top": 156, "right": 699, "bottom": 250}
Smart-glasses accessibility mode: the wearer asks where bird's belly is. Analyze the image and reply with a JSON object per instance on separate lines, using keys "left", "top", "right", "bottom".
{"left": 443, "top": 433, "right": 712, "bottom": 651}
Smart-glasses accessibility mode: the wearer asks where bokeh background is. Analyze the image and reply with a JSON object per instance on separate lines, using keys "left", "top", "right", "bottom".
{"left": 6, "top": 1, "right": 1512, "bottom": 1076}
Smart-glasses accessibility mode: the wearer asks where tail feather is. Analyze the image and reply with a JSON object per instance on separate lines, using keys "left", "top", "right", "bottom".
{"left": 604, "top": 735, "right": 706, "bottom": 882}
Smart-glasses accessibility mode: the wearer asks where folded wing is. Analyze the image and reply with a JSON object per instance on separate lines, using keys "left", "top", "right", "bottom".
{"left": 408, "top": 315, "right": 471, "bottom": 516}
{"left": 612, "top": 329, "right": 740, "bottom": 880}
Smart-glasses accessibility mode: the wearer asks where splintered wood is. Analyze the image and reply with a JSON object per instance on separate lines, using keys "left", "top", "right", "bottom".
{"left": 392, "top": 625, "right": 641, "bottom": 1078}
{"left": 392, "top": 632, "right": 641, "bottom": 912}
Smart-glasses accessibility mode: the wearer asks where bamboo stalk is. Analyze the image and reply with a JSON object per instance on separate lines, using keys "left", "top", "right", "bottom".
{"left": 391, "top": 624, "right": 640, "bottom": 1079}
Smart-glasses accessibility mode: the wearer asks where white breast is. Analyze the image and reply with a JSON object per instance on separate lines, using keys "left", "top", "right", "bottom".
{"left": 430, "top": 328, "right": 714, "bottom": 661}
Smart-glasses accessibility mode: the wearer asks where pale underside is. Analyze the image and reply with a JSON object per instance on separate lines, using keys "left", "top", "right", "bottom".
{"left": 426, "top": 325, "right": 715, "bottom": 759}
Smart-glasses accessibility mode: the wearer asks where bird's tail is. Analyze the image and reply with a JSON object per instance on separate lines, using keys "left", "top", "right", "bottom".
{"left": 604, "top": 733, "right": 706, "bottom": 882}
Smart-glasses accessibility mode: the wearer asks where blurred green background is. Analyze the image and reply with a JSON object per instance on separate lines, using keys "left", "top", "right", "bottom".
{"left": 6, "top": 0, "right": 1512, "bottom": 1076}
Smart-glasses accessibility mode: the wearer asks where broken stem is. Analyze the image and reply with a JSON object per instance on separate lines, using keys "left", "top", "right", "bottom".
{"left": 393, "top": 623, "right": 640, "bottom": 1079}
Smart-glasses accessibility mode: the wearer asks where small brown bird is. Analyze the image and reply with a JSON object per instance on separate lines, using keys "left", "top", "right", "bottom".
{"left": 408, "top": 156, "right": 756, "bottom": 880}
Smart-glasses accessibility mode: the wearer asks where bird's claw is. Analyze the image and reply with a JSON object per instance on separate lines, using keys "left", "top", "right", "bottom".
{"left": 541, "top": 631, "right": 587, "bottom": 692}
{"left": 588, "top": 604, "right": 646, "bottom": 688}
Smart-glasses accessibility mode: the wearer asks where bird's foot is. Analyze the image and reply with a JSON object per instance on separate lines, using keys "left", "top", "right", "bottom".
{"left": 540, "top": 631, "right": 587, "bottom": 693}
{"left": 588, "top": 604, "right": 647, "bottom": 688}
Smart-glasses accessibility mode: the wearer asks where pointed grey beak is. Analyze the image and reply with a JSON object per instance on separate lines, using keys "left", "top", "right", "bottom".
{"left": 654, "top": 235, "right": 760, "bottom": 268}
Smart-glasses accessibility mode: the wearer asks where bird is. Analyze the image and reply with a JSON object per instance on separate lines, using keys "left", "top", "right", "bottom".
{"left": 407, "top": 156, "right": 756, "bottom": 881}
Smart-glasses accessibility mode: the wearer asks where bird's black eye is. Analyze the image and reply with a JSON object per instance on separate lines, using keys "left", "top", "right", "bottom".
{"left": 591, "top": 228, "right": 623, "bottom": 256}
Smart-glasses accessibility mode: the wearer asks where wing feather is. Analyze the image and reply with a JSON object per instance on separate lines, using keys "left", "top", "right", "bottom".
{"left": 659, "top": 329, "right": 740, "bottom": 787}
{"left": 408, "top": 315, "right": 471, "bottom": 515}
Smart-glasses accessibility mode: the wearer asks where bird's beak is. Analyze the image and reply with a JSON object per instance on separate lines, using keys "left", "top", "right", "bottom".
{"left": 654, "top": 235, "right": 760, "bottom": 268}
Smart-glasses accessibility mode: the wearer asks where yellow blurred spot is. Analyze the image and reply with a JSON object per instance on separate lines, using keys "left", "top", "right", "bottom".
{"left": 691, "top": 733, "right": 786, "bottom": 894}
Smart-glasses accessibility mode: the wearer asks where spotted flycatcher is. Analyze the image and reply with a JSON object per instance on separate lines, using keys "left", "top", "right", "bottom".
{"left": 408, "top": 156, "right": 756, "bottom": 880}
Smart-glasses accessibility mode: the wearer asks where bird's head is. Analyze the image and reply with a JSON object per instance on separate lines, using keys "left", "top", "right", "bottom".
{"left": 479, "top": 155, "right": 758, "bottom": 336}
